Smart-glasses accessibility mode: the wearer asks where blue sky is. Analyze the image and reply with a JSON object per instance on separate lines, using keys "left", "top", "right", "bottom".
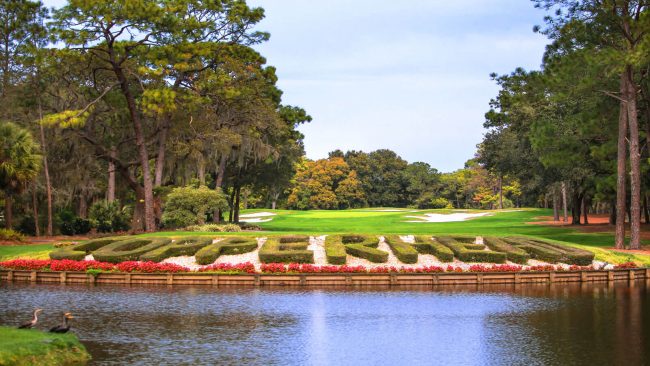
{"left": 43, "top": 0, "right": 550, "bottom": 172}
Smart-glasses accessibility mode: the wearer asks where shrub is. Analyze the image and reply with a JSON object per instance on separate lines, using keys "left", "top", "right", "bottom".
{"left": 92, "top": 238, "right": 171, "bottom": 263}
{"left": 437, "top": 236, "right": 506, "bottom": 263}
{"left": 115, "top": 261, "right": 188, "bottom": 273}
{"left": 88, "top": 200, "right": 131, "bottom": 233}
{"left": 412, "top": 236, "right": 454, "bottom": 262}
{"left": 383, "top": 235, "right": 418, "bottom": 264}
{"left": 324, "top": 236, "right": 347, "bottom": 264}
{"left": 483, "top": 237, "right": 530, "bottom": 264}
{"left": 139, "top": 237, "right": 213, "bottom": 262}
{"left": 324, "top": 235, "right": 387, "bottom": 264}
{"left": 504, "top": 237, "right": 594, "bottom": 265}
{"left": 185, "top": 223, "right": 242, "bottom": 232}
{"left": 194, "top": 237, "right": 258, "bottom": 265}
{"left": 16, "top": 216, "right": 37, "bottom": 236}
{"left": 49, "top": 237, "right": 128, "bottom": 260}
{"left": 341, "top": 234, "right": 387, "bottom": 263}
{"left": 259, "top": 236, "right": 314, "bottom": 264}
{"left": 57, "top": 209, "right": 91, "bottom": 235}
{"left": 0, "top": 228, "right": 25, "bottom": 242}
{"left": 161, "top": 186, "right": 228, "bottom": 228}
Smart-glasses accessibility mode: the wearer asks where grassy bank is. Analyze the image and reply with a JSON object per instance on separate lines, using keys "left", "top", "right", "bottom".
{"left": 0, "top": 326, "right": 90, "bottom": 366}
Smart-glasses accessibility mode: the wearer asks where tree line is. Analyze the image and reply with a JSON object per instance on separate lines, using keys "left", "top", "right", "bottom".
{"left": 479, "top": 0, "right": 650, "bottom": 249}
{"left": 0, "top": 0, "right": 309, "bottom": 234}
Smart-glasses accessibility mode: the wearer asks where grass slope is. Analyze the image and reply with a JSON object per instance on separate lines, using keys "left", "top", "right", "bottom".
{"left": 0, "top": 326, "right": 90, "bottom": 366}
{"left": 0, "top": 244, "right": 53, "bottom": 261}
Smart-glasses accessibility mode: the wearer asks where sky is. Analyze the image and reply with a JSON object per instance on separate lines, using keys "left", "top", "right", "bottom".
{"left": 43, "top": 0, "right": 550, "bottom": 172}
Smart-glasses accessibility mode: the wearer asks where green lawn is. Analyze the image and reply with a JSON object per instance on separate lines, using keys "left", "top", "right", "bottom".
{"left": 0, "top": 326, "right": 90, "bottom": 366}
{"left": 2, "top": 208, "right": 649, "bottom": 265}
{"left": 0, "top": 244, "right": 54, "bottom": 261}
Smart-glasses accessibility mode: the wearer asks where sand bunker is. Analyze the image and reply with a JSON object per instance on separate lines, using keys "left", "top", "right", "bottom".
{"left": 239, "top": 212, "right": 276, "bottom": 218}
{"left": 239, "top": 212, "right": 276, "bottom": 223}
{"left": 404, "top": 212, "right": 491, "bottom": 223}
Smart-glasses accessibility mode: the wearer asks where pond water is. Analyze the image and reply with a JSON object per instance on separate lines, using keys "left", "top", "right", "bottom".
{"left": 1, "top": 281, "right": 649, "bottom": 365}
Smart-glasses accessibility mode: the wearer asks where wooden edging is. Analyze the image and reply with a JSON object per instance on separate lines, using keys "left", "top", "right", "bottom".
{"left": 1, "top": 268, "right": 649, "bottom": 287}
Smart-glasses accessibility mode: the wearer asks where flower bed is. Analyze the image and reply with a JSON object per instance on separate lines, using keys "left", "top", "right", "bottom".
{"left": 0, "top": 259, "right": 636, "bottom": 275}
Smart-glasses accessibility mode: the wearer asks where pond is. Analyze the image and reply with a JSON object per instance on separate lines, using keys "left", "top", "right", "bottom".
{"left": 1, "top": 281, "right": 649, "bottom": 365}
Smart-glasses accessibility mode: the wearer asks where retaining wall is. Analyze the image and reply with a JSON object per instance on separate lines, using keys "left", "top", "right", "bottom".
{"left": 1, "top": 268, "right": 649, "bottom": 287}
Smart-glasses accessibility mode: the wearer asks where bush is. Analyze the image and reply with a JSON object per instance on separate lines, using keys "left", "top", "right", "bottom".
{"left": 324, "top": 236, "right": 347, "bottom": 264}
{"left": 412, "top": 236, "right": 454, "bottom": 262}
{"left": 259, "top": 236, "right": 314, "bottom": 264}
{"left": 139, "top": 237, "right": 214, "bottom": 262}
{"left": 341, "top": 234, "right": 387, "bottom": 263}
{"left": 0, "top": 228, "right": 25, "bottom": 242}
{"left": 185, "top": 223, "right": 241, "bottom": 232}
{"left": 383, "top": 235, "right": 418, "bottom": 264}
{"left": 437, "top": 236, "right": 506, "bottom": 263}
{"left": 49, "top": 237, "right": 129, "bottom": 260}
{"left": 89, "top": 200, "right": 131, "bottom": 233}
{"left": 16, "top": 216, "right": 37, "bottom": 236}
{"left": 504, "top": 237, "right": 594, "bottom": 265}
{"left": 194, "top": 237, "right": 258, "bottom": 265}
{"left": 161, "top": 186, "right": 228, "bottom": 228}
{"left": 92, "top": 238, "right": 171, "bottom": 263}
{"left": 57, "top": 209, "right": 91, "bottom": 236}
{"left": 483, "top": 237, "right": 530, "bottom": 264}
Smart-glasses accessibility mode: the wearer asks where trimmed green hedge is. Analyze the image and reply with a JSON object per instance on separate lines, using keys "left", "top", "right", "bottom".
{"left": 92, "top": 238, "right": 172, "bottom": 263}
{"left": 437, "top": 236, "right": 506, "bottom": 263}
{"left": 504, "top": 237, "right": 594, "bottom": 265}
{"left": 194, "top": 237, "right": 258, "bottom": 265}
{"left": 140, "top": 237, "right": 214, "bottom": 262}
{"left": 383, "top": 235, "right": 418, "bottom": 264}
{"left": 341, "top": 234, "right": 387, "bottom": 263}
{"left": 483, "top": 237, "right": 530, "bottom": 264}
{"left": 324, "top": 235, "right": 347, "bottom": 264}
{"left": 412, "top": 235, "right": 454, "bottom": 262}
{"left": 259, "top": 236, "right": 314, "bottom": 264}
{"left": 49, "top": 237, "right": 128, "bottom": 260}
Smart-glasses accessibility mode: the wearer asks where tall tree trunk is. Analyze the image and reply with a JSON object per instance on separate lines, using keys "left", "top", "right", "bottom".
{"left": 213, "top": 154, "right": 229, "bottom": 223}
{"left": 582, "top": 196, "right": 589, "bottom": 225}
{"left": 234, "top": 186, "right": 241, "bottom": 223}
{"left": 114, "top": 67, "right": 155, "bottom": 232}
{"left": 153, "top": 78, "right": 182, "bottom": 187}
{"left": 615, "top": 72, "right": 629, "bottom": 249}
{"left": 498, "top": 174, "right": 503, "bottom": 209}
{"left": 107, "top": 147, "right": 116, "bottom": 202}
{"left": 32, "top": 183, "right": 40, "bottom": 237}
{"left": 610, "top": 199, "right": 616, "bottom": 225}
{"left": 38, "top": 105, "right": 53, "bottom": 236}
{"left": 553, "top": 186, "right": 560, "bottom": 222}
{"left": 643, "top": 194, "right": 649, "bottom": 224}
{"left": 4, "top": 191, "right": 12, "bottom": 229}
{"left": 571, "top": 191, "right": 582, "bottom": 225}
{"left": 561, "top": 181, "right": 568, "bottom": 222}
{"left": 78, "top": 190, "right": 88, "bottom": 219}
{"left": 228, "top": 188, "right": 236, "bottom": 223}
{"left": 198, "top": 156, "right": 206, "bottom": 186}
{"left": 626, "top": 66, "right": 641, "bottom": 249}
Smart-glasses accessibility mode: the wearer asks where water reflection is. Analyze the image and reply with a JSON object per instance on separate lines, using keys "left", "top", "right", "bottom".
{"left": 0, "top": 281, "right": 648, "bottom": 365}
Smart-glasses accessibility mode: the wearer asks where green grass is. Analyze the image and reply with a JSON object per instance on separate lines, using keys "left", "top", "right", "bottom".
{"left": 2, "top": 208, "right": 649, "bottom": 265}
{"left": 0, "top": 326, "right": 90, "bottom": 365}
{"left": 0, "top": 244, "right": 54, "bottom": 261}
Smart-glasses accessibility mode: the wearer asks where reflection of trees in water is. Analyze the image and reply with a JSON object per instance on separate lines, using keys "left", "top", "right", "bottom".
{"left": 490, "top": 281, "right": 649, "bottom": 366}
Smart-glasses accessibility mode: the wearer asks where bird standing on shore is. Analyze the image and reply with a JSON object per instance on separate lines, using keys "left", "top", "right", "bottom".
{"left": 18, "top": 308, "right": 43, "bottom": 329}
{"left": 49, "top": 312, "right": 74, "bottom": 333}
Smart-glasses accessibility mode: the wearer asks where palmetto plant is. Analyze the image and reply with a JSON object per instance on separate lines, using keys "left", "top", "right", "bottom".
{"left": 0, "top": 122, "right": 41, "bottom": 228}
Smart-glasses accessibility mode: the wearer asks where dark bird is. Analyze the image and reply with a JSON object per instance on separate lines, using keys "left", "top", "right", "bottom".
{"left": 49, "top": 312, "right": 74, "bottom": 333}
{"left": 18, "top": 308, "right": 43, "bottom": 329}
